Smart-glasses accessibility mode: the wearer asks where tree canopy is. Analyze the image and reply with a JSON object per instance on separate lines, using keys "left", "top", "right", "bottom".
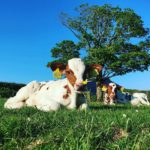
{"left": 47, "top": 40, "right": 80, "bottom": 67}
{"left": 48, "top": 4, "right": 150, "bottom": 80}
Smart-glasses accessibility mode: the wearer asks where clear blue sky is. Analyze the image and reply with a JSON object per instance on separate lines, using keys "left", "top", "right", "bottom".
{"left": 0, "top": 0, "right": 150, "bottom": 90}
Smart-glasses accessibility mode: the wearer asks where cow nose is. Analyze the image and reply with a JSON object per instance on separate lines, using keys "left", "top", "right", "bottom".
{"left": 76, "top": 82, "right": 83, "bottom": 87}
{"left": 76, "top": 80, "right": 85, "bottom": 87}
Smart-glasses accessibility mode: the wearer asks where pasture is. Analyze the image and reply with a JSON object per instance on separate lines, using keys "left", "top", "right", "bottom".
{"left": 0, "top": 98, "right": 150, "bottom": 149}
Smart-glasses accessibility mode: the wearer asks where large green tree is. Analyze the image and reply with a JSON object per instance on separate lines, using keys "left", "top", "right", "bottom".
{"left": 60, "top": 4, "right": 150, "bottom": 79}
{"left": 48, "top": 4, "right": 150, "bottom": 100}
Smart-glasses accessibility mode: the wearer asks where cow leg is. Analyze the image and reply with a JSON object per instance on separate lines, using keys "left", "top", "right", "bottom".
{"left": 4, "top": 97, "right": 26, "bottom": 109}
{"left": 104, "top": 93, "right": 109, "bottom": 105}
{"left": 109, "top": 99, "right": 115, "bottom": 105}
{"left": 67, "top": 93, "right": 77, "bottom": 109}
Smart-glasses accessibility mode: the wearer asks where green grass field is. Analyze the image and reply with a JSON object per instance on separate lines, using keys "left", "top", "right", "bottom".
{"left": 0, "top": 98, "right": 150, "bottom": 150}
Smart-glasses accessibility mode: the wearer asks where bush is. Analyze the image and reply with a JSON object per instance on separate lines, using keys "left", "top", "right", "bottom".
{"left": 0, "top": 82, "right": 25, "bottom": 98}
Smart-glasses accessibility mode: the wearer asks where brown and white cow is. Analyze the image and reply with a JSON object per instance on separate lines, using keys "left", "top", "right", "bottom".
{"left": 102, "top": 83, "right": 117, "bottom": 105}
{"left": 4, "top": 58, "right": 103, "bottom": 111}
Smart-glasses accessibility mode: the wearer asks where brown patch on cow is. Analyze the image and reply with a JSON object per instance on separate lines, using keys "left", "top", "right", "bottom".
{"left": 22, "top": 99, "right": 26, "bottom": 102}
{"left": 85, "top": 64, "right": 103, "bottom": 75}
{"left": 47, "top": 87, "right": 49, "bottom": 90}
{"left": 65, "top": 65, "right": 77, "bottom": 87}
{"left": 63, "top": 85, "right": 71, "bottom": 99}
{"left": 90, "top": 64, "right": 103, "bottom": 72}
{"left": 107, "top": 86, "right": 116, "bottom": 102}
{"left": 84, "top": 64, "right": 103, "bottom": 80}
{"left": 103, "top": 85, "right": 116, "bottom": 103}
{"left": 63, "top": 94, "right": 69, "bottom": 99}
{"left": 64, "top": 85, "right": 71, "bottom": 94}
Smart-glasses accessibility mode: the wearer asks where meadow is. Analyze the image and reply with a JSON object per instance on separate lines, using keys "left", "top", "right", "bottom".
{"left": 0, "top": 98, "right": 150, "bottom": 150}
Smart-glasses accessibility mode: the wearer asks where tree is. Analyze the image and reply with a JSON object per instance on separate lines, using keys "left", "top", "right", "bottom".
{"left": 59, "top": 4, "right": 150, "bottom": 100}
{"left": 61, "top": 4, "right": 150, "bottom": 77}
{"left": 47, "top": 40, "right": 80, "bottom": 66}
{"left": 48, "top": 4, "right": 150, "bottom": 101}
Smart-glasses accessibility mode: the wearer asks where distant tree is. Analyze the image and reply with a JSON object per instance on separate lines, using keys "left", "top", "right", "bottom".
{"left": 59, "top": 4, "right": 150, "bottom": 100}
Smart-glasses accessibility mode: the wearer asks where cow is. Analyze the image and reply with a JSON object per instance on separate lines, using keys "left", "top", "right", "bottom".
{"left": 4, "top": 58, "right": 103, "bottom": 111}
{"left": 102, "top": 83, "right": 117, "bottom": 105}
{"left": 116, "top": 91, "right": 150, "bottom": 106}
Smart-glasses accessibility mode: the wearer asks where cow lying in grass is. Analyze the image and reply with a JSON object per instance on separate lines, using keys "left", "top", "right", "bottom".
{"left": 4, "top": 58, "right": 103, "bottom": 111}
{"left": 117, "top": 91, "right": 150, "bottom": 106}
{"left": 102, "top": 83, "right": 149, "bottom": 106}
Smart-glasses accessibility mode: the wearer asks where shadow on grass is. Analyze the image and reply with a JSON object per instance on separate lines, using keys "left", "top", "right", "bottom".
{"left": 89, "top": 105, "right": 131, "bottom": 110}
{"left": 89, "top": 104, "right": 148, "bottom": 111}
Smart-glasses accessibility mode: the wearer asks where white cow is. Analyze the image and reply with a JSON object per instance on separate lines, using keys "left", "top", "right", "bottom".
{"left": 131, "top": 93, "right": 150, "bottom": 106}
{"left": 4, "top": 58, "right": 103, "bottom": 111}
{"left": 116, "top": 91, "right": 150, "bottom": 106}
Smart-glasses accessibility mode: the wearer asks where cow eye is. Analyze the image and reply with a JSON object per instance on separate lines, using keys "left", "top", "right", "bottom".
{"left": 67, "top": 71, "right": 70, "bottom": 74}
{"left": 67, "top": 70, "right": 73, "bottom": 75}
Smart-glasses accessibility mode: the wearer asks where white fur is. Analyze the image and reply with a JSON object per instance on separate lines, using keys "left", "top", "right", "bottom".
{"left": 68, "top": 58, "right": 86, "bottom": 90}
{"left": 4, "top": 81, "right": 41, "bottom": 109}
{"left": 109, "top": 83, "right": 116, "bottom": 93}
{"left": 131, "top": 93, "right": 150, "bottom": 106}
{"left": 4, "top": 58, "right": 88, "bottom": 111}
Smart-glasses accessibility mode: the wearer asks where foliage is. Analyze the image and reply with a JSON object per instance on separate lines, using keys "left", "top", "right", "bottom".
{"left": 47, "top": 40, "right": 80, "bottom": 66}
{"left": 60, "top": 4, "right": 150, "bottom": 79}
{"left": 0, "top": 99, "right": 150, "bottom": 149}
{"left": 0, "top": 82, "right": 25, "bottom": 98}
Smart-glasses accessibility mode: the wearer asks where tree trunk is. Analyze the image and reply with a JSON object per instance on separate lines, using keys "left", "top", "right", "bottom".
{"left": 96, "top": 72, "right": 103, "bottom": 102}
{"left": 96, "top": 82, "right": 101, "bottom": 101}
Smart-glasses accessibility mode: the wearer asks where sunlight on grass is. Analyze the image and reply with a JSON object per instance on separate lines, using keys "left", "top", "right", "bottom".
{"left": 0, "top": 98, "right": 150, "bottom": 149}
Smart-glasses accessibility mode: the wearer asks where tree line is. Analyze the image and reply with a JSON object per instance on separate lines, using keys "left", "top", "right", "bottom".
{"left": 0, "top": 82, "right": 25, "bottom": 98}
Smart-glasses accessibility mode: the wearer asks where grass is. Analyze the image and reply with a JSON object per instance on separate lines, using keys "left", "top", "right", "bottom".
{"left": 0, "top": 98, "right": 150, "bottom": 150}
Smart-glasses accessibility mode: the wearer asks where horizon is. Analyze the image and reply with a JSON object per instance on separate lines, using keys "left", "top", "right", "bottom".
{"left": 0, "top": 0, "right": 150, "bottom": 90}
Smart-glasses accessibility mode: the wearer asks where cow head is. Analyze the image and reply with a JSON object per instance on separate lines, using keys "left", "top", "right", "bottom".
{"left": 102, "top": 83, "right": 117, "bottom": 103}
{"left": 49, "top": 58, "right": 103, "bottom": 90}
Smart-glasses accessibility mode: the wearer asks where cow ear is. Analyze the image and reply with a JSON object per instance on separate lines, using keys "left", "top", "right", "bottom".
{"left": 90, "top": 64, "right": 103, "bottom": 73}
{"left": 47, "top": 62, "right": 66, "bottom": 79}
{"left": 86, "top": 64, "right": 103, "bottom": 78}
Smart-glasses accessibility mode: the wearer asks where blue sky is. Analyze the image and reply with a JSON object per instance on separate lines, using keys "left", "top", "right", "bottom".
{"left": 0, "top": 0, "right": 150, "bottom": 90}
